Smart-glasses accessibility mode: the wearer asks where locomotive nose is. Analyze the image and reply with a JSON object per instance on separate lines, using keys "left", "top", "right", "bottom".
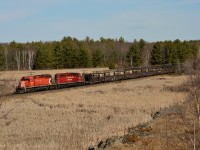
{"left": 19, "top": 81, "right": 25, "bottom": 88}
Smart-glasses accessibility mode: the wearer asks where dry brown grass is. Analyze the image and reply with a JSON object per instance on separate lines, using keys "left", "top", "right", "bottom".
{"left": 0, "top": 73, "right": 187, "bottom": 150}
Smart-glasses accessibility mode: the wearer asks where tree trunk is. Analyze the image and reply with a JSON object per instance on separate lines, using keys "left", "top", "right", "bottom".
{"left": 28, "top": 50, "right": 35, "bottom": 70}
{"left": 15, "top": 51, "right": 21, "bottom": 71}
{"left": 3, "top": 48, "right": 8, "bottom": 70}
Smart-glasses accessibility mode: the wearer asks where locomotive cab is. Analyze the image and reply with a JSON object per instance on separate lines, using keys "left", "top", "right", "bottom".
{"left": 18, "top": 76, "right": 34, "bottom": 88}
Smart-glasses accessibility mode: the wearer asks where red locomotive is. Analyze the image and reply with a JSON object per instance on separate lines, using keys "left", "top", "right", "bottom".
{"left": 16, "top": 74, "right": 52, "bottom": 93}
{"left": 55, "top": 72, "right": 84, "bottom": 87}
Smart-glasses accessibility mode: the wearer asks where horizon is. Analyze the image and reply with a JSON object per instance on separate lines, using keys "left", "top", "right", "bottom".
{"left": 1, "top": 36, "right": 200, "bottom": 44}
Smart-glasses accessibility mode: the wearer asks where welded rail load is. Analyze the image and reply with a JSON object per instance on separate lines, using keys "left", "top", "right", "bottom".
{"left": 15, "top": 64, "right": 180, "bottom": 94}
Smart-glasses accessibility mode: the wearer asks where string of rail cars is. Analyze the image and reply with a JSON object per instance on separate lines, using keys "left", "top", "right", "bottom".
{"left": 16, "top": 64, "right": 178, "bottom": 94}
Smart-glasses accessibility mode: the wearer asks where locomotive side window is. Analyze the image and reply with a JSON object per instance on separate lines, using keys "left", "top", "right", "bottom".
{"left": 60, "top": 74, "right": 66, "bottom": 77}
{"left": 44, "top": 74, "right": 51, "bottom": 78}
{"left": 21, "top": 77, "right": 30, "bottom": 81}
{"left": 71, "top": 73, "right": 79, "bottom": 77}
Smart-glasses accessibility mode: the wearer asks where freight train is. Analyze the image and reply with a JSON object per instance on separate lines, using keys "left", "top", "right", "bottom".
{"left": 16, "top": 64, "right": 177, "bottom": 94}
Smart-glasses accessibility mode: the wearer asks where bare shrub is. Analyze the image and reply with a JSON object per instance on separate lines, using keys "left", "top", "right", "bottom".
{"left": 183, "top": 59, "right": 194, "bottom": 75}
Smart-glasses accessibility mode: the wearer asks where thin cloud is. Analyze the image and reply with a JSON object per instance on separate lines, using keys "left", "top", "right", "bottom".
{"left": 0, "top": 10, "right": 37, "bottom": 23}
{"left": 182, "top": 0, "right": 200, "bottom": 4}
{"left": 0, "top": 0, "right": 57, "bottom": 23}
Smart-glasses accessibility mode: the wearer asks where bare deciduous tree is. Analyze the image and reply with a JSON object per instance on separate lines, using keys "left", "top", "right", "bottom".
{"left": 4, "top": 47, "right": 8, "bottom": 70}
{"left": 142, "top": 43, "right": 153, "bottom": 67}
{"left": 15, "top": 51, "right": 21, "bottom": 70}
{"left": 28, "top": 49, "right": 35, "bottom": 70}
{"left": 14, "top": 50, "right": 21, "bottom": 71}
{"left": 22, "top": 50, "right": 27, "bottom": 70}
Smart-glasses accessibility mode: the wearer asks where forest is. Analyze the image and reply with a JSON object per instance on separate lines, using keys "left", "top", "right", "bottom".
{"left": 0, "top": 36, "right": 199, "bottom": 71}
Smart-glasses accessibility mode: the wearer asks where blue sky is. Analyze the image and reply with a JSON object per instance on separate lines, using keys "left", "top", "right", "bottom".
{"left": 0, "top": 0, "right": 200, "bottom": 42}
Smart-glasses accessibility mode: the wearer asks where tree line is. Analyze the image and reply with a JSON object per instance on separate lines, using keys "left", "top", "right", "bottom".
{"left": 0, "top": 36, "right": 199, "bottom": 70}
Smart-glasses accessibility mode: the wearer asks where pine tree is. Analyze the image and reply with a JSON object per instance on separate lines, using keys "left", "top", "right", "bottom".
{"left": 164, "top": 41, "right": 173, "bottom": 64}
{"left": 126, "top": 39, "right": 146, "bottom": 67}
{"left": 170, "top": 40, "right": 179, "bottom": 64}
{"left": 54, "top": 44, "right": 65, "bottom": 69}
{"left": 92, "top": 49, "right": 104, "bottom": 67}
{"left": 78, "top": 48, "right": 92, "bottom": 68}
{"left": 151, "top": 42, "right": 163, "bottom": 65}
{"left": 34, "top": 45, "right": 55, "bottom": 69}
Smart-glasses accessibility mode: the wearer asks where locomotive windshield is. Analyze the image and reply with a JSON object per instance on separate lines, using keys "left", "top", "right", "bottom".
{"left": 21, "top": 77, "right": 30, "bottom": 81}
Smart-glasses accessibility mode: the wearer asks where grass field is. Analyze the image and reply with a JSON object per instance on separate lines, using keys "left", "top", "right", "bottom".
{"left": 0, "top": 72, "right": 187, "bottom": 149}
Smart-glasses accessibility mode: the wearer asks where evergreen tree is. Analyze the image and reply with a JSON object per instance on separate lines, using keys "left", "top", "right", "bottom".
{"left": 138, "top": 39, "right": 145, "bottom": 50}
{"left": 34, "top": 45, "right": 55, "bottom": 69}
{"left": 60, "top": 36, "right": 79, "bottom": 68}
{"left": 162, "top": 40, "right": 199, "bottom": 65}
{"left": 190, "top": 43, "right": 199, "bottom": 58}
{"left": 171, "top": 40, "right": 179, "bottom": 64}
{"left": 78, "top": 47, "right": 92, "bottom": 68}
{"left": 151, "top": 42, "right": 163, "bottom": 65}
{"left": 164, "top": 41, "right": 173, "bottom": 64}
{"left": 54, "top": 43, "right": 65, "bottom": 69}
{"left": 108, "top": 50, "right": 117, "bottom": 69}
{"left": 92, "top": 49, "right": 104, "bottom": 67}
{"left": 131, "top": 43, "right": 141, "bottom": 66}
{"left": 127, "top": 39, "right": 145, "bottom": 67}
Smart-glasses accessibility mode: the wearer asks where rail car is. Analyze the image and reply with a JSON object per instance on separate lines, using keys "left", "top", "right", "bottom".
{"left": 83, "top": 64, "right": 175, "bottom": 84}
{"left": 15, "top": 64, "right": 177, "bottom": 94}
{"left": 55, "top": 72, "right": 84, "bottom": 88}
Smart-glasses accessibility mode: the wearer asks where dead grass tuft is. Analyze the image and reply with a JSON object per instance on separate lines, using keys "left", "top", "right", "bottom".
{"left": 162, "top": 83, "right": 190, "bottom": 93}
{"left": 126, "top": 134, "right": 140, "bottom": 143}
{"left": 141, "top": 137, "right": 153, "bottom": 146}
{"left": 139, "top": 126, "right": 152, "bottom": 132}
